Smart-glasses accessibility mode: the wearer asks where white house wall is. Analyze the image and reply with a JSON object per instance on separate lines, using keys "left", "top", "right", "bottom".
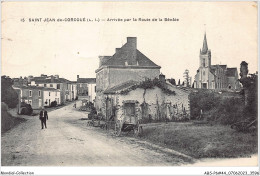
{"left": 43, "top": 91, "right": 61, "bottom": 106}
{"left": 115, "top": 86, "right": 190, "bottom": 121}
{"left": 88, "top": 83, "right": 96, "bottom": 102}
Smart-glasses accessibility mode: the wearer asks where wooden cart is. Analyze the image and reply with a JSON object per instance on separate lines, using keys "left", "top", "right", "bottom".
{"left": 115, "top": 115, "right": 143, "bottom": 136}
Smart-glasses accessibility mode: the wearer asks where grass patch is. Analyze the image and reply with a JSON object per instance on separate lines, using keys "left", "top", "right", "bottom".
{"left": 140, "top": 122, "right": 257, "bottom": 159}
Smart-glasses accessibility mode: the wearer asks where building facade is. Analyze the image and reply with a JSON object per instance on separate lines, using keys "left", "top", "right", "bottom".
{"left": 95, "top": 37, "right": 161, "bottom": 113}
{"left": 13, "top": 85, "right": 61, "bottom": 111}
{"left": 76, "top": 75, "right": 96, "bottom": 102}
{"left": 194, "top": 33, "right": 240, "bottom": 90}
{"left": 102, "top": 79, "right": 190, "bottom": 125}
{"left": 29, "top": 75, "right": 74, "bottom": 103}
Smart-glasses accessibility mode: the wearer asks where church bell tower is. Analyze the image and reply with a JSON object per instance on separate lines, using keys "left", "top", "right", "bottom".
{"left": 200, "top": 33, "right": 211, "bottom": 68}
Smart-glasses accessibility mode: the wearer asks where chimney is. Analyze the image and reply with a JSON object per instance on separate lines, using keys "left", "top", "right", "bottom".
{"left": 126, "top": 37, "right": 137, "bottom": 65}
{"left": 51, "top": 75, "right": 54, "bottom": 83}
{"left": 77, "top": 75, "right": 79, "bottom": 79}
{"left": 54, "top": 75, "right": 59, "bottom": 79}
{"left": 127, "top": 37, "right": 137, "bottom": 49}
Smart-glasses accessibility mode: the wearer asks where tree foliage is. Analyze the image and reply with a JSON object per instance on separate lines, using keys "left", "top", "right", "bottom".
{"left": 168, "top": 78, "right": 176, "bottom": 85}
{"left": 20, "top": 102, "right": 33, "bottom": 115}
{"left": 1, "top": 76, "right": 19, "bottom": 108}
{"left": 239, "top": 61, "right": 258, "bottom": 120}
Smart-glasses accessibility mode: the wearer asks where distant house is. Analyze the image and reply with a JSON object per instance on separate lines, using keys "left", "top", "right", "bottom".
{"left": 13, "top": 85, "right": 61, "bottom": 112}
{"left": 103, "top": 79, "right": 190, "bottom": 123}
{"left": 13, "top": 76, "right": 28, "bottom": 86}
{"left": 194, "top": 33, "right": 240, "bottom": 90}
{"left": 95, "top": 37, "right": 161, "bottom": 113}
{"left": 29, "top": 75, "right": 75, "bottom": 103}
{"left": 76, "top": 75, "right": 96, "bottom": 102}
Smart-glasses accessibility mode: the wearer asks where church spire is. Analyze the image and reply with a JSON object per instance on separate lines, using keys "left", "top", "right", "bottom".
{"left": 201, "top": 32, "right": 208, "bottom": 54}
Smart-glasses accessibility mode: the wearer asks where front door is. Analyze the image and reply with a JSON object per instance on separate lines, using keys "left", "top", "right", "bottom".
{"left": 124, "top": 103, "right": 135, "bottom": 123}
{"left": 202, "top": 83, "right": 207, "bottom": 89}
{"left": 39, "top": 99, "right": 42, "bottom": 108}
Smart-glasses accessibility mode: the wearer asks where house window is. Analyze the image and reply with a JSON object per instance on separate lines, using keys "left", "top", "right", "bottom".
{"left": 28, "top": 100, "right": 32, "bottom": 106}
{"left": 49, "top": 92, "right": 50, "bottom": 96}
{"left": 50, "top": 84, "right": 53, "bottom": 87}
{"left": 29, "top": 90, "right": 32, "bottom": 97}
{"left": 44, "top": 84, "right": 46, "bottom": 87}
{"left": 57, "top": 84, "right": 60, "bottom": 89}
{"left": 203, "top": 58, "right": 206, "bottom": 67}
{"left": 95, "top": 86, "right": 96, "bottom": 92}
{"left": 38, "top": 90, "right": 41, "bottom": 97}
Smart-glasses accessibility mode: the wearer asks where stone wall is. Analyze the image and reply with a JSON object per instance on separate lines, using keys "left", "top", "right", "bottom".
{"left": 108, "top": 67, "right": 160, "bottom": 89}
{"left": 103, "top": 86, "right": 190, "bottom": 123}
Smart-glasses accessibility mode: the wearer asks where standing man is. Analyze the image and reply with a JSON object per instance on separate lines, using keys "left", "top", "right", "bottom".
{"left": 39, "top": 107, "right": 48, "bottom": 129}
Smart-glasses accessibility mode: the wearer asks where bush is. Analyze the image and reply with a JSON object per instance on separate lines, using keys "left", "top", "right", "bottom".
{"left": 20, "top": 102, "right": 33, "bottom": 115}
{"left": 190, "top": 90, "right": 221, "bottom": 119}
{"left": 190, "top": 90, "right": 246, "bottom": 125}
{"left": 50, "top": 100, "right": 57, "bottom": 107}
{"left": 210, "top": 98, "right": 244, "bottom": 125}
{"left": 1, "top": 76, "right": 19, "bottom": 108}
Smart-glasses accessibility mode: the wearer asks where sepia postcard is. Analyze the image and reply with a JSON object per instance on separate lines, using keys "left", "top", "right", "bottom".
{"left": 1, "top": 1, "right": 259, "bottom": 175}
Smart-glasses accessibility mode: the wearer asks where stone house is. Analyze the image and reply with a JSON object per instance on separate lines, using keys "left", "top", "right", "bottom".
{"left": 13, "top": 85, "right": 61, "bottom": 111}
{"left": 194, "top": 33, "right": 240, "bottom": 90}
{"left": 29, "top": 75, "right": 74, "bottom": 103}
{"left": 102, "top": 79, "right": 190, "bottom": 124}
{"left": 95, "top": 37, "right": 161, "bottom": 112}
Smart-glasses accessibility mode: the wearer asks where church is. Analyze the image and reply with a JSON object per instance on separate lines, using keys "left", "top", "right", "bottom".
{"left": 194, "top": 33, "right": 240, "bottom": 90}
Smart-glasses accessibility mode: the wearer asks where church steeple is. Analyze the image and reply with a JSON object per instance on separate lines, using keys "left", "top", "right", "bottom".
{"left": 201, "top": 33, "right": 208, "bottom": 54}
{"left": 199, "top": 32, "right": 211, "bottom": 68}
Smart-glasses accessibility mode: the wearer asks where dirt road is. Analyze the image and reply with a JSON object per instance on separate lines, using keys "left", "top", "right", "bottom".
{"left": 1, "top": 102, "right": 191, "bottom": 166}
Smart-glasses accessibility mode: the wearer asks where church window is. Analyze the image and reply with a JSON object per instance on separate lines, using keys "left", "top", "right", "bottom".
{"left": 203, "top": 59, "right": 206, "bottom": 67}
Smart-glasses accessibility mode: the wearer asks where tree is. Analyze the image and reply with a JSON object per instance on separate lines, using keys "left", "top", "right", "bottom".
{"left": 240, "top": 61, "right": 248, "bottom": 79}
{"left": 192, "top": 82, "right": 194, "bottom": 88}
{"left": 168, "top": 78, "right": 176, "bottom": 85}
{"left": 183, "top": 69, "right": 190, "bottom": 87}
{"left": 182, "top": 81, "right": 184, "bottom": 86}
{"left": 1, "top": 76, "right": 18, "bottom": 108}
{"left": 239, "top": 61, "right": 257, "bottom": 121}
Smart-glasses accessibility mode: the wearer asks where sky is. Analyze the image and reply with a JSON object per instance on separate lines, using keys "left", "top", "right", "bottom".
{"left": 2, "top": 2, "right": 258, "bottom": 82}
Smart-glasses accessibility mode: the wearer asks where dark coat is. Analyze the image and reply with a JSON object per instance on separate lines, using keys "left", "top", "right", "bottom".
{"left": 39, "top": 110, "right": 48, "bottom": 120}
